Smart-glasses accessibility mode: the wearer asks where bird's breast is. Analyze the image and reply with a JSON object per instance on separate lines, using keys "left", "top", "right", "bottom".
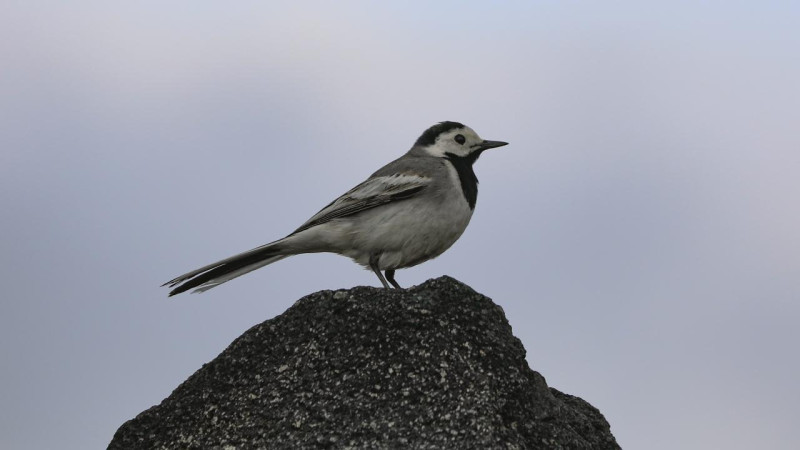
{"left": 444, "top": 154, "right": 479, "bottom": 210}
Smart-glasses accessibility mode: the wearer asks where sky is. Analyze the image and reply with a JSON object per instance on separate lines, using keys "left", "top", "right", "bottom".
{"left": 1, "top": 1, "right": 798, "bottom": 449}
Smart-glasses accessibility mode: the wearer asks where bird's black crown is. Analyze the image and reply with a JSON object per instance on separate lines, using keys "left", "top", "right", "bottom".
{"left": 414, "top": 121, "right": 465, "bottom": 147}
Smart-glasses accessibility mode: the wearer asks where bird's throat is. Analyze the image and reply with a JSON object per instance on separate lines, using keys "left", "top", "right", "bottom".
{"left": 444, "top": 152, "right": 480, "bottom": 210}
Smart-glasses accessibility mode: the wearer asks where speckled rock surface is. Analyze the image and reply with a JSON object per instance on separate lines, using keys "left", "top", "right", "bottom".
{"left": 109, "top": 276, "right": 619, "bottom": 449}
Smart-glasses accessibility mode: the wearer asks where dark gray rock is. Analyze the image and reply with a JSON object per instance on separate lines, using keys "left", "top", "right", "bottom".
{"left": 109, "top": 276, "right": 619, "bottom": 449}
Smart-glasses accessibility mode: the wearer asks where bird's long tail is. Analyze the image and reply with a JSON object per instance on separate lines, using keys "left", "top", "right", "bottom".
{"left": 163, "top": 241, "right": 289, "bottom": 296}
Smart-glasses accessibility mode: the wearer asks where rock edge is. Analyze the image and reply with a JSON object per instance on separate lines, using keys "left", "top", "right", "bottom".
{"left": 110, "top": 276, "right": 619, "bottom": 449}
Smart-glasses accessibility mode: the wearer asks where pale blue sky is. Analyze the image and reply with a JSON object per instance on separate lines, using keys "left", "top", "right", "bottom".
{"left": 1, "top": 2, "right": 798, "bottom": 449}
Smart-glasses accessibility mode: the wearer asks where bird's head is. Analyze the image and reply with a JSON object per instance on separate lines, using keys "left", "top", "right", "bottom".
{"left": 414, "top": 121, "right": 508, "bottom": 161}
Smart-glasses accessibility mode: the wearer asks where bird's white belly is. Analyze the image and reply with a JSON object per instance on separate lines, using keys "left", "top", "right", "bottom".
{"left": 331, "top": 191, "right": 473, "bottom": 270}
{"left": 287, "top": 163, "right": 475, "bottom": 271}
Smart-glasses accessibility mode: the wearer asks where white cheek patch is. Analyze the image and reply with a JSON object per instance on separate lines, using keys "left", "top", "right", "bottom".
{"left": 425, "top": 144, "right": 475, "bottom": 158}
{"left": 422, "top": 143, "right": 448, "bottom": 158}
{"left": 422, "top": 129, "right": 482, "bottom": 158}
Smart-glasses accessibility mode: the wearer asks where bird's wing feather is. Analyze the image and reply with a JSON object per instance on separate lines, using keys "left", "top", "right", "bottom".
{"left": 291, "top": 174, "right": 430, "bottom": 234}
{"left": 162, "top": 174, "right": 429, "bottom": 294}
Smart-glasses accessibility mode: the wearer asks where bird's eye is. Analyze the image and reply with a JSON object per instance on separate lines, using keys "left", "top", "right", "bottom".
{"left": 454, "top": 134, "right": 466, "bottom": 145}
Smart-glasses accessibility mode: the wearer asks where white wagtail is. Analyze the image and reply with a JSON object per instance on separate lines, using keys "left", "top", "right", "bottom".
{"left": 164, "top": 121, "right": 508, "bottom": 296}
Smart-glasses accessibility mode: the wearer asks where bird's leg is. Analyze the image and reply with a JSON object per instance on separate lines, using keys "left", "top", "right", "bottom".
{"left": 385, "top": 269, "right": 402, "bottom": 289}
{"left": 369, "top": 255, "right": 391, "bottom": 289}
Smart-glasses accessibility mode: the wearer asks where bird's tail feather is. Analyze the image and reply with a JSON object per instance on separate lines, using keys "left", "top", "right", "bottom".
{"left": 163, "top": 242, "right": 289, "bottom": 296}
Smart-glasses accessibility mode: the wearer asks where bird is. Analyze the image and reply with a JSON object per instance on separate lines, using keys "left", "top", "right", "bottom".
{"left": 163, "top": 121, "right": 508, "bottom": 296}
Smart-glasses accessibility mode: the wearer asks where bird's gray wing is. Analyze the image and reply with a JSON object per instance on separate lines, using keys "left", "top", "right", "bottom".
{"left": 291, "top": 174, "right": 430, "bottom": 235}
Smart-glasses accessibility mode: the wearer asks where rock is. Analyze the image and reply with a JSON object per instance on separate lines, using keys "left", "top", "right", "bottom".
{"left": 109, "top": 276, "right": 619, "bottom": 449}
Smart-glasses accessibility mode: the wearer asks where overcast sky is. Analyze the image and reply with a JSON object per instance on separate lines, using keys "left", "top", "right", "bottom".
{"left": 1, "top": 2, "right": 798, "bottom": 449}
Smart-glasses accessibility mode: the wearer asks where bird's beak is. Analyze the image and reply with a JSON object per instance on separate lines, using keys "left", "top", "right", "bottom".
{"left": 478, "top": 140, "right": 509, "bottom": 151}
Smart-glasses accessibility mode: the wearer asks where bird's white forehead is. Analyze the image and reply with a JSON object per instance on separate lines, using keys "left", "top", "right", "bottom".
{"left": 436, "top": 126, "right": 480, "bottom": 142}
{"left": 419, "top": 125, "right": 483, "bottom": 158}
